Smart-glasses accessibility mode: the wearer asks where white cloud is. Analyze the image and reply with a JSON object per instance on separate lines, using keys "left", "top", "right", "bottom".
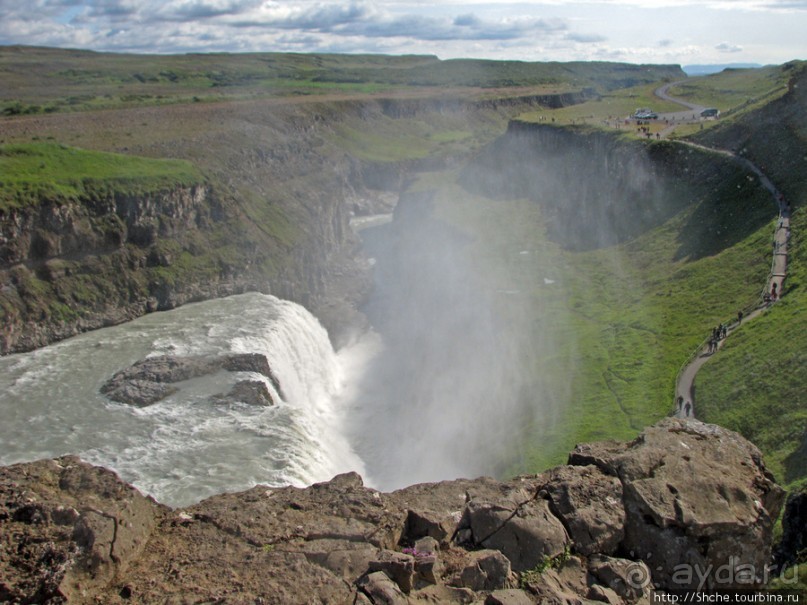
{"left": 0, "top": 0, "right": 804, "bottom": 65}
{"left": 715, "top": 41, "right": 743, "bottom": 53}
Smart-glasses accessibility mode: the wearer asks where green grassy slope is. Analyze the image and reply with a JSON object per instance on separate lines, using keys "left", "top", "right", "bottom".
{"left": 0, "top": 45, "right": 684, "bottom": 114}
{"left": 666, "top": 65, "right": 791, "bottom": 119}
{"left": 0, "top": 140, "right": 298, "bottom": 352}
{"left": 0, "top": 142, "right": 203, "bottom": 209}
{"left": 685, "top": 63, "right": 807, "bottom": 491}
{"left": 695, "top": 209, "right": 806, "bottom": 489}
{"left": 426, "top": 62, "right": 804, "bottom": 487}
{"left": 409, "top": 133, "right": 777, "bottom": 474}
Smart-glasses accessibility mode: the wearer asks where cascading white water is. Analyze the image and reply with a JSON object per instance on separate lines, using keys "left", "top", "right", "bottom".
{"left": 0, "top": 292, "right": 365, "bottom": 507}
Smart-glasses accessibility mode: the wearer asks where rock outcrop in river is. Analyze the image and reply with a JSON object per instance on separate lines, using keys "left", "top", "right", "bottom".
{"left": 0, "top": 418, "right": 785, "bottom": 604}
{"left": 100, "top": 353, "right": 284, "bottom": 406}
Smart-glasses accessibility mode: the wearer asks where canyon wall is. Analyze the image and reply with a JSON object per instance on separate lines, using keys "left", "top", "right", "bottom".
{"left": 0, "top": 88, "right": 779, "bottom": 355}
{"left": 0, "top": 184, "right": 276, "bottom": 353}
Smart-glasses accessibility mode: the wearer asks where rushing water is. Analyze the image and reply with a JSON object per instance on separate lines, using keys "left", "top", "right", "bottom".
{"left": 0, "top": 211, "right": 545, "bottom": 503}
{"left": 0, "top": 292, "right": 366, "bottom": 507}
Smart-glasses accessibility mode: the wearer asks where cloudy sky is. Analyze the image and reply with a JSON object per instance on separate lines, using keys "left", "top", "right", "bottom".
{"left": 1, "top": 0, "right": 805, "bottom": 66}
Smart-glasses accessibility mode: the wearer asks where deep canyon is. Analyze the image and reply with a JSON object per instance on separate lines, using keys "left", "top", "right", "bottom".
{"left": 2, "top": 54, "right": 806, "bottom": 603}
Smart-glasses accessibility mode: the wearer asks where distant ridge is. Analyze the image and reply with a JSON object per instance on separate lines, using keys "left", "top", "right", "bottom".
{"left": 683, "top": 62, "right": 763, "bottom": 76}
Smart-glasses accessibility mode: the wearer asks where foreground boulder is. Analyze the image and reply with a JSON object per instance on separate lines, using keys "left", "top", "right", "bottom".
{"left": 0, "top": 418, "right": 785, "bottom": 604}
{"left": 0, "top": 456, "right": 164, "bottom": 603}
{"left": 570, "top": 420, "right": 785, "bottom": 589}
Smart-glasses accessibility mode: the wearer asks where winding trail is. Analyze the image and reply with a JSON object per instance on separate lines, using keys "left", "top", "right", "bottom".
{"left": 655, "top": 81, "right": 709, "bottom": 123}
{"left": 660, "top": 84, "right": 793, "bottom": 419}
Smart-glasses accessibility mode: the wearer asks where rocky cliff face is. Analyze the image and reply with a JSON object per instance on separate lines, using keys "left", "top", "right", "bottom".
{"left": 0, "top": 183, "right": 279, "bottom": 354}
{"left": 2, "top": 89, "right": 601, "bottom": 355}
{"left": 0, "top": 418, "right": 785, "bottom": 604}
{"left": 0, "top": 185, "right": 212, "bottom": 265}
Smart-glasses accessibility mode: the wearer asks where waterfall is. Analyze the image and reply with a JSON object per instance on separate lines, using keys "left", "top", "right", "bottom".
{"left": 0, "top": 292, "right": 365, "bottom": 507}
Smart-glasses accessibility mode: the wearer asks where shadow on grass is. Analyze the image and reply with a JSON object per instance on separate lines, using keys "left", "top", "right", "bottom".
{"left": 672, "top": 179, "right": 776, "bottom": 261}
{"left": 458, "top": 128, "right": 777, "bottom": 259}
{"left": 784, "top": 430, "right": 807, "bottom": 485}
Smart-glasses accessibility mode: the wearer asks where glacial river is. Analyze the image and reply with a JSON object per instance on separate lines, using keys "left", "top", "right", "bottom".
{"left": 0, "top": 292, "right": 366, "bottom": 507}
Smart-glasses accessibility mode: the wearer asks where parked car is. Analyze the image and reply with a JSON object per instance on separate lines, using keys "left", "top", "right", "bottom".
{"left": 634, "top": 108, "right": 658, "bottom": 119}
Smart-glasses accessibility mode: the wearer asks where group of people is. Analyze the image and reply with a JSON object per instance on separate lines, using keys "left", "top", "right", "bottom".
{"left": 676, "top": 195, "right": 793, "bottom": 422}
{"left": 707, "top": 323, "right": 728, "bottom": 354}
{"left": 635, "top": 125, "right": 661, "bottom": 139}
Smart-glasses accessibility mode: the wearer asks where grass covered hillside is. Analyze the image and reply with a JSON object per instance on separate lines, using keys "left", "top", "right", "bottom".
{"left": 666, "top": 64, "right": 792, "bottom": 121}
{"left": 1, "top": 47, "right": 686, "bottom": 351}
{"left": 0, "top": 45, "right": 684, "bottom": 115}
{"left": 326, "top": 60, "right": 805, "bottom": 489}
{"left": 386, "top": 130, "right": 777, "bottom": 477}
{"left": 686, "top": 61, "right": 807, "bottom": 491}
{"left": 0, "top": 142, "right": 203, "bottom": 209}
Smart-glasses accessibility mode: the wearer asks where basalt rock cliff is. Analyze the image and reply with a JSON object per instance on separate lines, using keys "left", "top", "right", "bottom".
{"left": 0, "top": 184, "right": 255, "bottom": 354}
{"left": 0, "top": 418, "right": 785, "bottom": 604}
{"left": 0, "top": 87, "right": 602, "bottom": 356}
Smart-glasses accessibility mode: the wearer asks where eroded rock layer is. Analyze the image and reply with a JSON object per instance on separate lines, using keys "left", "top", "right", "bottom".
{"left": 0, "top": 418, "right": 784, "bottom": 604}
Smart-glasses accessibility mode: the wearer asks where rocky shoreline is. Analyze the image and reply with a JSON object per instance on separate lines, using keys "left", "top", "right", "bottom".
{"left": 0, "top": 418, "right": 788, "bottom": 604}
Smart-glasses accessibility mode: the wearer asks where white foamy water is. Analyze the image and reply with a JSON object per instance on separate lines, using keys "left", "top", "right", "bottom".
{"left": 0, "top": 292, "right": 365, "bottom": 507}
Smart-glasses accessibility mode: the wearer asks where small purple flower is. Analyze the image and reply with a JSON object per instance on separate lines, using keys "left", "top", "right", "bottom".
{"left": 401, "top": 547, "right": 432, "bottom": 559}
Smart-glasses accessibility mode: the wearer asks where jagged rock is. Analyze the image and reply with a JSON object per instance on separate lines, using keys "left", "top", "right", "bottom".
{"left": 0, "top": 456, "right": 164, "bottom": 604}
{"left": 413, "top": 536, "right": 439, "bottom": 555}
{"left": 221, "top": 353, "right": 284, "bottom": 399}
{"left": 391, "top": 476, "right": 506, "bottom": 546}
{"left": 407, "top": 585, "right": 477, "bottom": 603}
{"left": 217, "top": 380, "right": 274, "bottom": 406}
{"left": 358, "top": 571, "right": 408, "bottom": 605}
{"left": 107, "top": 354, "right": 219, "bottom": 384}
{"left": 355, "top": 592, "right": 374, "bottom": 605}
{"left": 0, "top": 419, "right": 786, "bottom": 604}
{"left": 368, "top": 550, "right": 416, "bottom": 593}
{"left": 522, "top": 570, "right": 584, "bottom": 605}
{"left": 297, "top": 539, "right": 379, "bottom": 580}
{"left": 569, "top": 418, "right": 785, "bottom": 590}
{"left": 411, "top": 536, "right": 442, "bottom": 585}
{"left": 464, "top": 493, "right": 570, "bottom": 572}
{"left": 588, "top": 555, "right": 653, "bottom": 603}
{"left": 588, "top": 584, "right": 623, "bottom": 605}
{"left": 454, "top": 549, "right": 512, "bottom": 591}
{"left": 179, "top": 471, "right": 405, "bottom": 552}
{"left": 414, "top": 554, "right": 441, "bottom": 587}
{"left": 100, "top": 353, "right": 283, "bottom": 406}
{"left": 102, "top": 378, "right": 179, "bottom": 406}
{"left": 486, "top": 589, "right": 536, "bottom": 605}
{"left": 519, "top": 555, "right": 590, "bottom": 605}
{"left": 537, "top": 464, "right": 625, "bottom": 555}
